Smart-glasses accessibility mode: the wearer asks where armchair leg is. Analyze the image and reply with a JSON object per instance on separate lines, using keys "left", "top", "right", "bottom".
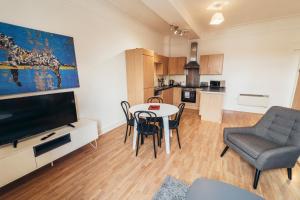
{"left": 288, "top": 168, "right": 292, "bottom": 180}
{"left": 220, "top": 146, "right": 229, "bottom": 157}
{"left": 253, "top": 169, "right": 261, "bottom": 189}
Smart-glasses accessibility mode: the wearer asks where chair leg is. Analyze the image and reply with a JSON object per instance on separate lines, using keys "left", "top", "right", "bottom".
{"left": 129, "top": 126, "right": 132, "bottom": 136}
{"left": 253, "top": 169, "right": 261, "bottom": 189}
{"left": 175, "top": 128, "right": 181, "bottom": 149}
{"left": 153, "top": 135, "right": 157, "bottom": 158}
{"left": 288, "top": 168, "right": 292, "bottom": 180}
{"left": 220, "top": 146, "right": 229, "bottom": 157}
{"left": 141, "top": 134, "right": 144, "bottom": 145}
{"left": 157, "top": 132, "right": 161, "bottom": 147}
{"left": 124, "top": 125, "right": 129, "bottom": 143}
{"left": 136, "top": 133, "right": 140, "bottom": 157}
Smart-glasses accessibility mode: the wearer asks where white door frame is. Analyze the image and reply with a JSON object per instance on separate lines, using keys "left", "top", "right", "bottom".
{"left": 289, "top": 50, "right": 300, "bottom": 107}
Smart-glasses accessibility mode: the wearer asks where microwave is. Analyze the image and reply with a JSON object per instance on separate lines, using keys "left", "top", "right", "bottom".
{"left": 210, "top": 80, "right": 225, "bottom": 88}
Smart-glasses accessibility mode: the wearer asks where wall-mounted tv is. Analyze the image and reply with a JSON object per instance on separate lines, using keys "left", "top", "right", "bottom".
{"left": 0, "top": 92, "right": 77, "bottom": 147}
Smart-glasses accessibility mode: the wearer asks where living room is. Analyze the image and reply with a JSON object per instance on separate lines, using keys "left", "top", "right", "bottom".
{"left": 1, "top": 0, "right": 300, "bottom": 199}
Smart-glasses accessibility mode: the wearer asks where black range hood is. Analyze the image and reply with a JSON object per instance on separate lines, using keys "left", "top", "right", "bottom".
{"left": 185, "top": 42, "right": 200, "bottom": 69}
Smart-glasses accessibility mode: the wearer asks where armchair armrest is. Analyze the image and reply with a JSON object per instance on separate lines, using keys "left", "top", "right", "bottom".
{"left": 256, "top": 146, "right": 300, "bottom": 170}
{"left": 223, "top": 126, "right": 256, "bottom": 140}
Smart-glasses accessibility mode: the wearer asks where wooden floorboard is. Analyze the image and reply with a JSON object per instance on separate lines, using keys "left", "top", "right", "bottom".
{"left": 1, "top": 109, "right": 300, "bottom": 200}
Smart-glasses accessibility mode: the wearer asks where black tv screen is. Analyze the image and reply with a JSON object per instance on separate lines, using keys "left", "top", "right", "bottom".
{"left": 0, "top": 92, "right": 77, "bottom": 146}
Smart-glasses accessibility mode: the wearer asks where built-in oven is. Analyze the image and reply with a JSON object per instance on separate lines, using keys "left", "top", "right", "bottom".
{"left": 181, "top": 88, "right": 196, "bottom": 103}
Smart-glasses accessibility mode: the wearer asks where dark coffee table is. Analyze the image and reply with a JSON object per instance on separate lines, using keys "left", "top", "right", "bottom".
{"left": 187, "top": 179, "right": 264, "bottom": 200}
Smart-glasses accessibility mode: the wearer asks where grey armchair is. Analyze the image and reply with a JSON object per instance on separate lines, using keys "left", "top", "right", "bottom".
{"left": 221, "top": 106, "right": 300, "bottom": 189}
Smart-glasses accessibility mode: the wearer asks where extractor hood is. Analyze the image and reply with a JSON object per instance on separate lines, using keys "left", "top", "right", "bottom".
{"left": 185, "top": 42, "right": 200, "bottom": 69}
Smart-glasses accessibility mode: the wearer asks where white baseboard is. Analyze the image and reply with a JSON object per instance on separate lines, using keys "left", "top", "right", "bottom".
{"left": 99, "top": 120, "right": 126, "bottom": 135}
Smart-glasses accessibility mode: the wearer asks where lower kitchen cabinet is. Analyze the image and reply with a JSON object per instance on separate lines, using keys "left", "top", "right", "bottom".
{"left": 173, "top": 87, "right": 181, "bottom": 106}
{"left": 162, "top": 88, "right": 173, "bottom": 104}
{"left": 199, "top": 92, "right": 224, "bottom": 123}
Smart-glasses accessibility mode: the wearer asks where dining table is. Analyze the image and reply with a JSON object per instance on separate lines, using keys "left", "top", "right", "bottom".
{"left": 129, "top": 103, "right": 179, "bottom": 154}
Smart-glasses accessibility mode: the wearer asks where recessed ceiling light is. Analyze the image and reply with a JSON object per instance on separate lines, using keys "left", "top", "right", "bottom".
{"left": 207, "top": 1, "right": 229, "bottom": 10}
{"left": 210, "top": 12, "right": 224, "bottom": 25}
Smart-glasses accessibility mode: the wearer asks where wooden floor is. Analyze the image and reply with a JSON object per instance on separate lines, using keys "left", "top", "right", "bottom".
{"left": 1, "top": 110, "right": 300, "bottom": 200}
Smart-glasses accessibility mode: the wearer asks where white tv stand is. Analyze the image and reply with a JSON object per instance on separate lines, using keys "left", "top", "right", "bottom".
{"left": 0, "top": 118, "right": 98, "bottom": 188}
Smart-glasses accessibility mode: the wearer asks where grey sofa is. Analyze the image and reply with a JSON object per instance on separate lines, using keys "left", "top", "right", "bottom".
{"left": 221, "top": 106, "right": 300, "bottom": 189}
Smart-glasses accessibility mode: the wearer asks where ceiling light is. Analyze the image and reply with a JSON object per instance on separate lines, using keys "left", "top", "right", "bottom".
{"left": 169, "top": 24, "right": 189, "bottom": 37}
{"left": 170, "top": 25, "right": 178, "bottom": 32}
{"left": 210, "top": 12, "right": 224, "bottom": 25}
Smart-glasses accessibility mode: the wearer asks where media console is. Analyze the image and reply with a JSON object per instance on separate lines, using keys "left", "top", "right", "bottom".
{"left": 0, "top": 119, "right": 98, "bottom": 188}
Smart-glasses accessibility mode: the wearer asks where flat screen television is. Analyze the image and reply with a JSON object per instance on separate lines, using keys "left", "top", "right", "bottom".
{"left": 0, "top": 92, "right": 77, "bottom": 147}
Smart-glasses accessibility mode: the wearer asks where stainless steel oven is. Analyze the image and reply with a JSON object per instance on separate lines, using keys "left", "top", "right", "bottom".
{"left": 181, "top": 88, "right": 196, "bottom": 103}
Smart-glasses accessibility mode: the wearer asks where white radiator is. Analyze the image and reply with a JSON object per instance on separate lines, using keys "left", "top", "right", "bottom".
{"left": 238, "top": 94, "right": 269, "bottom": 107}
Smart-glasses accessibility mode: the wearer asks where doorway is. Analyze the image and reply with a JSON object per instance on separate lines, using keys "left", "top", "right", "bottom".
{"left": 292, "top": 51, "right": 300, "bottom": 110}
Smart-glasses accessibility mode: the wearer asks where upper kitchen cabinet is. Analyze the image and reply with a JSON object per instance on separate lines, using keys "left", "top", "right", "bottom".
{"left": 199, "top": 54, "right": 224, "bottom": 75}
{"left": 168, "top": 57, "right": 187, "bottom": 75}
{"left": 154, "top": 54, "right": 168, "bottom": 76}
{"left": 126, "top": 48, "right": 155, "bottom": 105}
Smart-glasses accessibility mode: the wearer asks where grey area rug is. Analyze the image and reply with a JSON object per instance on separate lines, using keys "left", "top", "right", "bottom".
{"left": 152, "top": 176, "right": 190, "bottom": 200}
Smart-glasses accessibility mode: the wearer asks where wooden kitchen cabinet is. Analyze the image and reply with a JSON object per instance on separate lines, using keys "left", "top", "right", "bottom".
{"left": 168, "top": 57, "right": 187, "bottom": 75}
{"left": 144, "top": 88, "right": 154, "bottom": 103}
{"left": 173, "top": 87, "right": 181, "bottom": 106}
{"left": 168, "top": 57, "right": 177, "bottom": 75}
{"left": 154, "top": 54, "right": 168, "bottom": 76}
{"left": 126, "top": 48, "right": 155, "bottom": 105}
{"left": 143, "top": 55, "right": 154, "bottom": 89}
{"left": 162, "top": 88, "right": 173, "bottom": 104}
{"left": 199, "top": 92, "right": 224, "bottom": 123}
{"left": 199, "top": 54, "right": 224, "bottom": 75}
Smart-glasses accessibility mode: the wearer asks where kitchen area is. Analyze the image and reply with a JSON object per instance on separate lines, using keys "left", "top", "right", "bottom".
{"left": 126, "top": 42, "right": 226, "bottom": 123}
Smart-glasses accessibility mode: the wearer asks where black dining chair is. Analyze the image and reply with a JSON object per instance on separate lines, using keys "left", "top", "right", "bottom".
{"left": 121, "top": 101, "right": 134, "bottom": 143}
{"left": 147, "top": 96, "right": 163, "bottom": 103}
{"left": 147, "top": 96, "right": 164, "bottom": 139}
{"left": 134, "top": 111, "right": 161, "bottom": 158}
{"left": 168, "top": 103, "right": 185, "bottom": 149}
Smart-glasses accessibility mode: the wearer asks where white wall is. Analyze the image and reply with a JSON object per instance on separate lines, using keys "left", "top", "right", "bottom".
{"left": 198, "top": 17, "right": 300, "bottom": 113}
{"left": 0, "top": 0, "right": 165, "bottom": 133}
{"left": 164, "top": 35, "right": 189, "bottom": 85}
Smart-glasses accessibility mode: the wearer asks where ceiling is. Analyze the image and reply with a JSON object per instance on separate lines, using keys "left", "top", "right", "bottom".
{"left": 106, "top": 0, "right": 170, "bottom": 35}
{"left": 107, "top": 0, "right": 300, "bottom": 38}
{"left": 180, "top": 0, "right": 300, "bottom": 32}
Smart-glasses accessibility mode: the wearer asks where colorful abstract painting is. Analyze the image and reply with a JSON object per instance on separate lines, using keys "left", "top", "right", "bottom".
{"left": 0, "top": 22, "right": 79, "bottom": 95}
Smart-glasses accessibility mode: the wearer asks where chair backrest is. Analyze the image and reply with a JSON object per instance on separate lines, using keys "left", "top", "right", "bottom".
{"left": 134, "top": 111, "right": 158, "bottom": 133}
{"left": 255, "top": 106, "right": 300, "bottom": 146}
{"left": 174, "top": 103, "right": 185, "bottom": 126}
{"left": 147, "top": 96, "right": 163, "bottom": 103}
{"left": 121, "top": 101, "right": 131, "bottom": 123}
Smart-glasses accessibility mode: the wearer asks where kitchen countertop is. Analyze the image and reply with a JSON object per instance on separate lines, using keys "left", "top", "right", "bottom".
{"left": 154, "top": 85, "right": 226, "bottom": 93}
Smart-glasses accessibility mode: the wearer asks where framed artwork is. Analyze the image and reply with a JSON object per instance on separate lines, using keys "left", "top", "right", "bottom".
{"left": 0, "top": 22, "right": 79, "bottom": 95}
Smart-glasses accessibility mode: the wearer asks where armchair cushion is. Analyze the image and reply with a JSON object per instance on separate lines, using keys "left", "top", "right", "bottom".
{"left": 227, "top": 133, "right": 280, "bottom": 159}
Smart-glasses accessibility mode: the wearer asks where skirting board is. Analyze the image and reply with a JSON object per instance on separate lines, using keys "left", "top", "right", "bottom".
{"left": 100, "top": 120, "right": 126, "bottom": 135}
